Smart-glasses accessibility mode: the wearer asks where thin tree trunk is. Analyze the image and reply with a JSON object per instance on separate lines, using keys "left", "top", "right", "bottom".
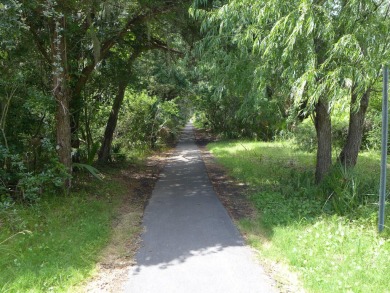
{"left": 339, "top": 91, "right": 370, "bottom": 167}
{"left": 70, "top": 93, "right": 83, "bottom": 148}
{"left": 69, "top": 66, "right": 96, "bottom": 149}
{"left": 98, "top": 81, "right": 127, "bottom": 163}
{"left": 97, "top": 49, "right": 143, "bottom": 163}
{"left": 52, "top": 16, "right": 72, "bottom": 190}
{"left": 314, "top": 98, "right": 332, "bottom": 184}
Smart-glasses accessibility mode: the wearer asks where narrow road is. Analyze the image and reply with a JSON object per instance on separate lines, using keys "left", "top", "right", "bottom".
{"left": 124, "top": 123, "right": 276, "bottom": 293}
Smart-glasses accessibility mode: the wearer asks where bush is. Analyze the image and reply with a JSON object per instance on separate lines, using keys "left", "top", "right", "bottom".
{"left": 363, "top": 109, "right": 382, "bottom": 151}
{"left": 320, "top": 164, "right": 377, "bottom": 216}
{"left": 0, "top": 141, "right": 69, "bottom": 203}
{"left": 293, "top": 115, "right": 348, "bottom": 153}
{"left": 115, "top": 91, "right": 185, "bottom": 155}
{"left": 293, "top": 118, "right": 317, "bottom": 152}
{"left": 193, "top": 91, "right": 285, "bottom": 140}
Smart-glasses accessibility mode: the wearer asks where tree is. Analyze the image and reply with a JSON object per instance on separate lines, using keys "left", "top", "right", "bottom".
{"left": 19, "top": 0, "right": 190, "bottom": 188}
{"left": 192, "top": 0, "right": 390, "bottom": 182}
{"left": 97, "top": 14, "right": 189, "bottom": 163}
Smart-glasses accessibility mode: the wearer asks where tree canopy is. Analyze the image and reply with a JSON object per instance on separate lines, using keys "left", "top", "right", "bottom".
{"left": 1, "top": 0, "right": 389, "bottom": 200}
{"left": 191, "top": 0, "right": 390, "bottom": 182}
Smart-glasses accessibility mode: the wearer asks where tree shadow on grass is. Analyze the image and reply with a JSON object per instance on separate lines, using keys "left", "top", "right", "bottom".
{"left": 205, "top": 139, "right": 388, "bottom": 231}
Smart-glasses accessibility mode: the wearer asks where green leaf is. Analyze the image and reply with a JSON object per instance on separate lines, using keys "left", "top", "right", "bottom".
{"left": 72, "top": 163, "right": 103, "bottom": 181}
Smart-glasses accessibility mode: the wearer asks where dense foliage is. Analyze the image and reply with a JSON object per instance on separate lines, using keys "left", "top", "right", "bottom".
{"left": 1, "top": 1, "right": 390, "bottom": 291}
{"left": 0, "top": 0, "right": 194, "bottom": 201}
{"left": 191, "top": 0, "right": 390, "bottom": 182}
{"left": 1, "top": 0, "right": 389, "bottom": 222}
{"left": 3, "top": 0, "right": 388, "bottom": 199}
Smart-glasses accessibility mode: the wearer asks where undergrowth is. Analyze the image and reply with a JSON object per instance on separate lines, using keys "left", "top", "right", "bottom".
{"left": 208, "top": 140, "right": 390, "bottom": 293}
{"left": 0, "top": 167, "right": 129, "bottom": 292}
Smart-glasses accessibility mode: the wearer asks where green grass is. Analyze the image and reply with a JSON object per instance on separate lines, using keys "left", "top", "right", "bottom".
{"left": 208, "top": 140, "right": 390, "bottom": 293}
{"left": 0, "top": 170, "right": 128, "bottom": 293}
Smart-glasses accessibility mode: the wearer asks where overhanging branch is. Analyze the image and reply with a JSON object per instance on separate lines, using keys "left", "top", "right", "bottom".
{"left": 150, "top": 37, "right": 184, "bottom": 57}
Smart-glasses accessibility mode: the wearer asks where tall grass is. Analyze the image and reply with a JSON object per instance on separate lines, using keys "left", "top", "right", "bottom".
{"left": 208, "top": 140, "right": 390, "bottom": 292}
{"left": 0, "top": 171, "right": 127, "bottom": 292}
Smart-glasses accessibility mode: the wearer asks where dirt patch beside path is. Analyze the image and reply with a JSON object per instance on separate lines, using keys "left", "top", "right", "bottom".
{"left": 194, "top": 128, "right": 256, "bottom": 221}
{"left": 194, "top": 128, "right": 305, "bottom": 293}
{"left": 79, "top": 151, "right": 173, "bottom": 293}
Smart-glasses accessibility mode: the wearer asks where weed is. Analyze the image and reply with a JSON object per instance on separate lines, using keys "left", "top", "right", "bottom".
{"left": 320, "top": 164, "right": 372, "bottom": 216}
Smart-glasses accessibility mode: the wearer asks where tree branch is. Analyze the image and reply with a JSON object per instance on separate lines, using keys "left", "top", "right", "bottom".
{"left": 150, "top": 37, "right": 185, "bottom": 57}
{"left": 75, "top": 3, "right": 179, "bottom": 97}
{"left": 100, "top": 4, "right": 177, "bottom": 59}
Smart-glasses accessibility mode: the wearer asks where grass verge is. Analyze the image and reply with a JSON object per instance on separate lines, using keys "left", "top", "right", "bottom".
{"left": 0, "top": 163, "right": 145, "bottom": 293}
{"left": 208, "top": 140, "right": 390, "bottom": 293}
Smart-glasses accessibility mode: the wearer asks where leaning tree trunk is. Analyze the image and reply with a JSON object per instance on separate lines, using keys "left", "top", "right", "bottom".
{"left": 98, "top": 81, "right": 127, "bottom": 163}
{"left": 339, "top": 91, "right": 370, "bottom": 167}
{"left": 314, "top": 98, "right": 332, "bottom": 184}
{"left": 97, "top": 49, "right": 142, "bottom": 163}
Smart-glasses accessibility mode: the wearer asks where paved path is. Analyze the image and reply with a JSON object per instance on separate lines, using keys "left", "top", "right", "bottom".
{"left": 123, "top": 124, "right": 276, "bottom": 293}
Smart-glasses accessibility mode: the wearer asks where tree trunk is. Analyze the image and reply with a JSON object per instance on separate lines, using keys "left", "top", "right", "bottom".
{"left": 70, "top": 92, "right": 83, "bottom": 148}
{"left": 98, "top": 81, "right": 127, "bottom": 163}
{"left": 314, "top": 98, "right": 332, "bottom": 184}
{"left": 53, "top": 54, "right": 72, "bottom": 188}
{"left": 55, "top": 90, "right": 72, "bottom": 189}
{"left": 97, "top": 49, "right": 143, "bottom": 163}
{"left": 52, "top": 16, "right": 72, "bottom": 190}
{"left": 339, "top": 91, "right": 370, "bottom": 167}
{"left": 69, "top": 65, "right": 95, "bottom": 148}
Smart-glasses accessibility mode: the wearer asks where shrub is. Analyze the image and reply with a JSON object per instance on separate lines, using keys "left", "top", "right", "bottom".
{"left": 320, "top": 164, "right": 377, "bottom": 216}
{"left": 0, "top": 141, "right": 69, "bottom": 203}
{"left": 293, "top": 118, "right": 317, "bottom": 152}
{"left": 116, "top": 91, "right": 185, "bottom": 154}
{"left": 193, "top": 91, "right": 285, "bottom": 140}
{"left": 363, "top": 109, "right": 382, "bottom": 151}
{"left": 293, "top": 115, "right": 348, "bottom": 153}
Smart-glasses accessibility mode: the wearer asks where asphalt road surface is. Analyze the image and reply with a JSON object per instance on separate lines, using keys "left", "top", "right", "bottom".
{"left": 123, "top": 123, "right": 276, "bottom": 293}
